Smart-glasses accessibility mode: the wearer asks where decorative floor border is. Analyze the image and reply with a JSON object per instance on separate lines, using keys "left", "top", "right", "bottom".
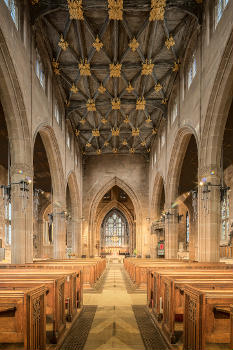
{"left": 59, "top": 306, "right": 97, "bottom": 350}
{"left": 132, "top": 305, "right": 169, "bottom": 350}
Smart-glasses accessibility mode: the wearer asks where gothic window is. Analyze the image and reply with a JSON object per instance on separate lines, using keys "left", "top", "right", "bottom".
{"left": 5, "top": 202, "right": 11, "bottom": 245}
{"left": 221, "top": 191, "right": 229, "bottom": 241}
{"left": 102, "top": 210, "right": 128, "bottom": 248}
{"left": 154, "top": 151, "right": 157, "bottom": 166}
{"left": 4, "top": 0, "right": 19, "bottom": 29}
{"left": 187, "top": 54, "right": 197, "bottom": 89}
{"left": 186, "top": 211, "right": 190, "bottom": 244}
{"left": 54, "top": 102, "right": 61, "bottom": 127}
{"left": 171, "top": 96, "right": 178, "bottom": 124}
{"left": 215, "top": 0, "right": 229, "bottom": 27}
{"left": 67, "top": 130, "right": 71, "bottom": 149}
{"left": 161, "top": 129, "right": 165, "bottom": 148}
{"left": 35, "top": 50, "right": 45, "bottom": 89}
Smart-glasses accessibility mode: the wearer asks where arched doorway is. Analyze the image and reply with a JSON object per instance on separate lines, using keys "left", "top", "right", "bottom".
{"left": 101, "top": 209, "right": 129, "bottom": 256}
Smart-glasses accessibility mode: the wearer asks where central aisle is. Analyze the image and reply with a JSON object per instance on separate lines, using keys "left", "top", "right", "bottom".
{"left": 83, "top": 263, "right": 146, "bottom": 350}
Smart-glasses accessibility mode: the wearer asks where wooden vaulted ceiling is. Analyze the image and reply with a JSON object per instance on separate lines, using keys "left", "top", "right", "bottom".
{"left": 31, "top": 0, "right": 202, "bottom": 156}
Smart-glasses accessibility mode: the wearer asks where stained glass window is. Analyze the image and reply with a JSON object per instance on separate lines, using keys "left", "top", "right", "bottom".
{"left": 102, "top": 210, "right": 128, "bottom": 247}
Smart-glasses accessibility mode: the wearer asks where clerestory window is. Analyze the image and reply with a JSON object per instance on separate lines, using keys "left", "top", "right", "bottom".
{"left": 4, "top": 0, "right": 19, "bottom": 29}
{"left": 187, "top": 54, "right": 197, "bottom": 89}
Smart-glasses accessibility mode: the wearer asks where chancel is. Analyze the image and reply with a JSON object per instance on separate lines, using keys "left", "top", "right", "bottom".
{"left": 0, "top": 0, "right": 233, "bottom": 350}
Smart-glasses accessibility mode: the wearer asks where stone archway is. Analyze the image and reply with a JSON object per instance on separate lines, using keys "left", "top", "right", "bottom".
{"left": 95, "top": 201, "right": 135, "bottom": 255}
{"left": 166, "top": 126, "right": 199, "bottom": 206}
{"left": 151, "top": 173, "right": 166, "bottom": 221}
{"left": 150, "top": 173, "right": 166, "bottom": 258}
{"left": 165, "top": 126, "right": 198, "bottom": 259}
{"left": 33, "top": 124, "right": 66, "bottom": 258}
{"left": 86, "top": 177, "right": 142, "bottom": 257}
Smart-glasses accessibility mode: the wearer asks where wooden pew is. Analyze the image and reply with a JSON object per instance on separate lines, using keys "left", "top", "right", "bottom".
{"left": 0, "top": 270, "right": 78, "bottom": 342}
{"left": 161, "top": 277, "right": 233, "bottom": 344}
{"left": 134, "top": 262, "right": 233, "bottom": 287}
{"left": 231, "top": 305, "right": 233, "bottom": 349}
{"left": 0, "top": 275, "right": 66, "bottom": 344}
{"left": 183, "top": 287, "right": 233, "bottom": 350}
{"left": 0, "top": 266, "right": 82, "bottom": 310}
{"left": 148, "top": 269, "right": 233, "bottom": 320}
{"left": 0, "top": 286, "right": 47, "bottom": 350}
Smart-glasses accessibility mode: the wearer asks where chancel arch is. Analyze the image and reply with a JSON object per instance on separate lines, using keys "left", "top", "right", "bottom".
{"left": 88, "top": 181, "right": 138, "bottom": 257}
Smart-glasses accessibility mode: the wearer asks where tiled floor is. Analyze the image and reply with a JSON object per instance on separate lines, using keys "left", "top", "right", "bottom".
{"left": 83, "top": 263, "right": 147, "bottom": 350}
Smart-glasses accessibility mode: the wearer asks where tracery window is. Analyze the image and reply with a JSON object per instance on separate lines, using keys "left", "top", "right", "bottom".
{"left": 102, "top": 210, "right": 128, "bottom": 248}
{"left": 5, "top": 202, "right": 11, "bottom": 245}
{"left": 221, "top": 191, "right": 229, "bottom": 241}
{"left": 187, "top": 54, "right": 197, "bottom": 89}
{"left": 186, "top": 211, "right": 190, "bottom": 244}
{"left": 4, "top": 0, "right": 19, "bottom": 29}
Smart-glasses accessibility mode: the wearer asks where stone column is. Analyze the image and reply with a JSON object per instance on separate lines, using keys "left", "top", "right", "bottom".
{"left": 53, "top": 201, "right": 66, "bottom": 259}
{"left": 10, "top": 164, "right": 33, "bottom": 264}
{"left": 198, "top": 167, "right": 221, "bottom": 262}
{"left": 164, "top": 208, "right": 179, "bottom": 259}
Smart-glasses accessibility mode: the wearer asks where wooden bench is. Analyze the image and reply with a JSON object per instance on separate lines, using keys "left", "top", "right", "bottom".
{"left": 148, "top": 269, "right": 233, "bottom": 319}
{"left": 183, "top": 287, "right": 233, "bottom": 350}
{"left": 134, "top": 262, "right": 233, "bottom": 287}
{"left": 0, "top": 274, "right": 67, "bottom": 343}
{"left": 161, "top": 277, "right": 233, "bottom": 344}
{"left": 0, "top": 286, "right": 47, "bottom": 350}
{"left": 0, "top": 270, "right": 80, "bottom": 343}
{"left": 0, "top": 266, "right": 82, "bottom": 311}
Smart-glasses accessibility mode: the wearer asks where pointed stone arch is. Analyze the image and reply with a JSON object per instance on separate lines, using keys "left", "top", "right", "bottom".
{"left": 151, "top": 172, "right": 166, "bottom": 220}
{"left": 33, "top": 124, "right": 65, "bottom": 203}
{"left": 166, "top": 126, "right": 198, "bottom": 206}
{"left": 95, "top": 200, "right": 135, "bottom": 255}
{"left": 87, "top": 176, "right": 141, "bottom": 256}
{"left": 0, "top": 28, "right": 31, "bottom": 166}
{"left": 33, "top": 124, "right": 66, "bottom": 258}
